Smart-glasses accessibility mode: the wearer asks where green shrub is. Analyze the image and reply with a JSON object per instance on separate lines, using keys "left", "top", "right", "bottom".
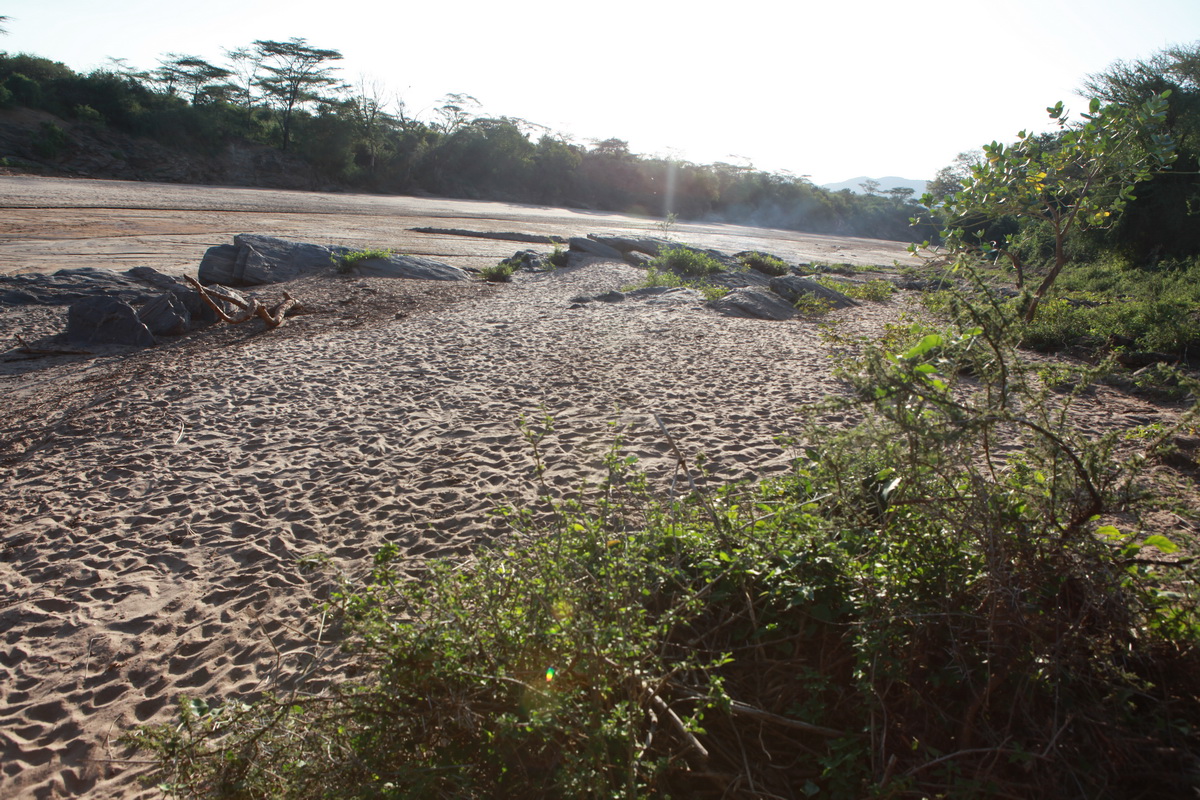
{"left": 1014, "top": 255, "right": 1200, "bottom": 357}
{"left": 736, "top": 250, "right": 789, "bottom": 276}
{"left": 548, "top": 242, "right": 568, "bottom": 268}
{"left": 72, "top": 103, "right": 104, "bottom": 124}
{"left": 792, "top": 293, "right": 835, "bottom": 316}
{"left": 479, "top": 259, "right": 518, "bottom": 282}
{"left": 30, "top": 121, "right": 68, "bottom": 160}
{"left": 647, "top": 246, "right": 724, "bottom": 277}
{"left": 816, "top": 276, "right": 895, "bottom": 302}
{"left": 623, "top": 267, "right": 728, "bottom": 301}
{"left": 331, "top": 247, "right": 393, "bottom": 274}
{"left": 4, "top": 72, "right": 43, "bottom": 106}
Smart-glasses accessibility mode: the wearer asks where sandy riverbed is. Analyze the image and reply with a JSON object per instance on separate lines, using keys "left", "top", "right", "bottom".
{"left": 0, "top": 178, "right": 1189, "bottom": 799}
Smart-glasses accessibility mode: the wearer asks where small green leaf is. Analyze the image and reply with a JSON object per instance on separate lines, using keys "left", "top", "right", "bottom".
{"left": 902, "top": 334, "right": 944, "bottom": 360}
{"left": 1142, "top": 535, "right": 1179, "bottom": 554}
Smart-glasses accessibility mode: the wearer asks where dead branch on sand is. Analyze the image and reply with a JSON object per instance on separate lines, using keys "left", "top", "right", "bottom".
{"left": 184, "top": 275, "right": 301, "bottom": 329}
{"left": 13, "top": 334, "right": 92, "bottom": 356}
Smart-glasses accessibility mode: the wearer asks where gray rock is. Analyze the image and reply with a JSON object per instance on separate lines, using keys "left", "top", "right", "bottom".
{"left": 594, "top": 290, "right": 625, "bottom": 303}
{"left": 700, "top": 249, "right": 743, "bottom": 271}
{"left": 126, "top": 266, "right": 215, "bottom": 322}
{"left": 710, "top": 289, "right": 797, "bottom": 321}
{"left": 624, "top": 251, "right": 654, "bottom": 267}
{"left": 502, "top": 250, "right": 555, "bottom": 272}
{"left": 66, "top": 297, "right": 156, "bottom": 346}
{"left": 237, "top": 234, "right": 338, "bottom": 283}
{"left": 568, "top": 237, "right": 623, "bottom": 260}
{"left": 769, "top": 275, "right": 859, "bottom": 309}
{"left": 138, "top": 293, "right": 190, "bottom": 336}
{"left": 586, "top": 235, "right": 674, "bottom": 257}
{"left": 198, "top": 236, "right": 331, "bottom": 286}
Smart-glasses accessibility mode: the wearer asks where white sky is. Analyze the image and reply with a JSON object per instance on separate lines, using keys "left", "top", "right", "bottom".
{"left": 2, "top": 0, "right": 1197, "bottom": 184}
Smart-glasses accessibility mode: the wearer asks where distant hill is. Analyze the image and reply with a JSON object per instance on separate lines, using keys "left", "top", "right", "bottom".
{"left": 821, "top": 176, "right": 928, "bottom": 196}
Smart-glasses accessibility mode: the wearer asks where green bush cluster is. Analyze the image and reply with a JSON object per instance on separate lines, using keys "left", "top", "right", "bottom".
{"left": 331, "top": 247, "right": 393, "bottom": 274}
{"left": 816, "top": 276, "right": 895, "bottom": 303}
{"left": 30, "top": 121, "right": 68, "bottom": 160}
{"left": 735, "top": 250, "right": 789, "bottom": 276}
{"left": 479, "top": 259, "right": 518, "bottom": 282}
{"left": 646, "top": 246, "right": 725, "bottom": 278}
{"left": 132, "top": 288, "right": 1200, "bottom": 799}
{"left": 1016, "top": 255, "right": 1200, "bottom": 358}
{"left": 622, "top": 267, "right": 728, "bottom": 302}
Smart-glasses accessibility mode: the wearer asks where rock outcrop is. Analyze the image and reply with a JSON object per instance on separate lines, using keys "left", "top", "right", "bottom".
{"left": 768, "top": 276, "right": 858, "bottom": 309}
{"left": 198, "top": 235, "right": 468, "bottom": 286}
{"left": 585, "top": 235, "right": 675, "bottom": 258}
{"left": 567, "top": 237, "right": 623, "bottom": 260}
{"left": 0, "top": 267, "right": 161, "bottom": 306}
{"left": 65, "top": 297, "right": 156, "bottom": 347}
{"left": 709, "top": 289, "right": 798, "bottom": 321}
{"left": 137, "top": 293, "right": 190, "bottom": 337}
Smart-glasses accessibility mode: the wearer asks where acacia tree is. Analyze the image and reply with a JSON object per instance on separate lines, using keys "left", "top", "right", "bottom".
{"left": 928, "top": 93, "right": 1176, "bottom": 321}
{"left": 433, "top": 92, "right": 480, "bottom": 134}
{"left": 252, "top": 38, "right": 343, "bottom": 151}
{"left": 154, "top": 54, "right": 233, "bottom": 104}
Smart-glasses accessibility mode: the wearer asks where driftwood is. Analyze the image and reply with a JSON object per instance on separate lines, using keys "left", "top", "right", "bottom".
{"left": 14, "top": 334, "right": 92, "bottom": 356}
{"left": 184, "top": 276, "right": 300, "bottom": 329}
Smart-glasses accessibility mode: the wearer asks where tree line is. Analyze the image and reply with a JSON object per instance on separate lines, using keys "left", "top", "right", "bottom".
{"left": 0, "top": 37, "right": 927, "bottom": 242}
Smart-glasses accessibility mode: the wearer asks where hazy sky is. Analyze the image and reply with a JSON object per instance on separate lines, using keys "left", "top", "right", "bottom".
{"left": 2, "top": 0, "right": 1197, "bottom": 184}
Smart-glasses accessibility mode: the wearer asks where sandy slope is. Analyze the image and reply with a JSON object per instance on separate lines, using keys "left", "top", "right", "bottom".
{"left": 0, "top": 258, "right": 910, "bottom": 798}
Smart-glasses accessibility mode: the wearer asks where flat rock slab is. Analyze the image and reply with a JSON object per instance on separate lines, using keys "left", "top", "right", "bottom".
{"left": 586, "top": 234, "right": 674, "bottom": 257}
{"left": 0, "top": 267, "right": 159, "bottom": 306}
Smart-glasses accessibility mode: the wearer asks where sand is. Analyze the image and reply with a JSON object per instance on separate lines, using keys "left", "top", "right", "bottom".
{"left": 0, "top": 178, "right": 1191, "bottom": 799}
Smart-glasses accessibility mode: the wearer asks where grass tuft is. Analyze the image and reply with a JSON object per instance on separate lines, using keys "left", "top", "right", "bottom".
{"left": 647, "top": 246, "right": 725, "bottom": 278}
{"left": 736, "top": 250, "right": 789, "bottom": 276}
{"left": 332, "top": 247, "right": 394, "bottom": 274}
